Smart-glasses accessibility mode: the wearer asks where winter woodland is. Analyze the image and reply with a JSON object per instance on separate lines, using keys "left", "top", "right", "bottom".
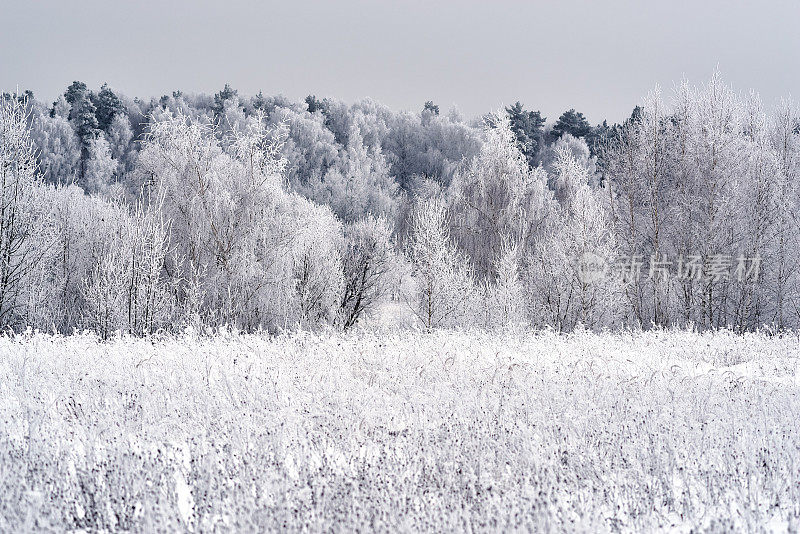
{"left": 3, "top": 73, "right": 800, "bottom": 531}
{"left": 2, "top": 73, "right": 800, "bottom": 336}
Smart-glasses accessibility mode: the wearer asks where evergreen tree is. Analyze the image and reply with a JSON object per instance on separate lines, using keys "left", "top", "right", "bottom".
{"left": 586, "top": 120, "right": 612, "bottom": 158}
{"left": 305, "top": 94, "right": 325, "bottom": 114}
{"left": 423, "top": 101, "right": 440, "bottom": 115}
{"left": 71, "top": 96, "right": 99, "bottom": 185}
{"left": 50, "top": 96, "right": 70, "bottom": 119}
{"left": 551, "top": 108, "right": 592, "bottom": 139}
{"left": 72, "top": 97, "right": 99, "bottom": 146}
{"left": 63, "top": 81, "right": 87, "bottom": 107}
{"left": 94, "top": 83, "right": 125, "bottom": 131}
{"left": 252, "top": 91, "right": 267, "bottom": 111}
{"left": 212, "top": 84, "right": 238, "bottom": 117}
{"left": 505, "top": 101, "right": 545, "bottom": 166}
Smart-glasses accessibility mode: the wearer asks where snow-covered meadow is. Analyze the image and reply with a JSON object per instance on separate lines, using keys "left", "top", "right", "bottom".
{"left": 1, "top": 329, "right": 799, "bottom": 532}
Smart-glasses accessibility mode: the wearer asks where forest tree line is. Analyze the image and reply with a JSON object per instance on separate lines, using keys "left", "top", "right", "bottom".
{"left": 1, "top": 72, "right": 799, "bottom": 335}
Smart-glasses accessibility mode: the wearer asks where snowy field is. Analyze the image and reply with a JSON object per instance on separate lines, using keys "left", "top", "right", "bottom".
{"left": 1, "top": 329, "right": 799, "bottom": 532}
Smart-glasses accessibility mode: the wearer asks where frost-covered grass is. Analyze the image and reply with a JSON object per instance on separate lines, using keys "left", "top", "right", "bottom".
{"left": 1, "top": 329, "right": 799, "bottom": 532}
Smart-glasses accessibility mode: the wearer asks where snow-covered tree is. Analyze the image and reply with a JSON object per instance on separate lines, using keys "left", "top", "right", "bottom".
{"left": 768, "top": 98, "right": 800, "bottom": 329}
{"left": 94, "top": 83, "right": 125, "bottom": 131}
{"left": 485, "top": 239, "right": 526, "bottom": 328}
{"left": 449, "top": 111, "right": 554, "bottom": 281}
{"left": 408, "top": 197, "right": 474, "bottom": 330}
{"left": 337, "top": 215, "right": 395, "bottom": 329}
{"left": 30, "top": 107, "right": 80, "bottom": 185}
{"left": 136, "top": 109, "right": 344, "bottom": 331}
{"left": 315, "top": 124, "right": 398, "bottom": 222}
{"left": 84, "top": 135, "right": 118, "bottom": 196}
{"left": 106, "top": 113, "right": 134, "bottom": 168}
{"left": 0, "top": 94, "right": 52, "bottom": 328}
{"left": 527, "top": 145, "right": 623, "bottom": 330}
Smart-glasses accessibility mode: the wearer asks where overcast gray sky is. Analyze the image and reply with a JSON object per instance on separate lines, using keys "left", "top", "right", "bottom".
{"left": 2, "top": 0, "right": 798, "bottom": 124}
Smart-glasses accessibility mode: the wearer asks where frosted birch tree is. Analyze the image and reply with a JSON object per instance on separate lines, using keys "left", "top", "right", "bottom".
{"left": 408, "top": 197, "right": 474, "bottom": 330}
{"left": 0, "top": 94, "right": 52, "bottom": 328}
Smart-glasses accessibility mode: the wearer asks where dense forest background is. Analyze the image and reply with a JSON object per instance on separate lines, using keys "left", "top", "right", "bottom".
{"left": 2, "top": 73, "right": 800, "bottom": 335}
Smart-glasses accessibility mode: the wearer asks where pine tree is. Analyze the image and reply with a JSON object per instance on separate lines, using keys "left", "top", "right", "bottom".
{"left": 305, "top": 94, "right": 324, "bottom": 114}
{"left": 423, "top": 101, "right": 440, "bottom": 115}
{"left": 63, "top": 81, "right": 87, "bottom": 107}
{"left": 71, "top": 96, "right": 99, "bottom": 186}
{"left": 94, "top": 83, "right": 125, "bottom": 131}
{"left": 504, "top": 101, "right": 545, "bottom": 166}
{"left": 552, "top": 108, "right": 592, "bottom": 139}
{"left": 212, "top": 84, "right": 238, "bottom": 117}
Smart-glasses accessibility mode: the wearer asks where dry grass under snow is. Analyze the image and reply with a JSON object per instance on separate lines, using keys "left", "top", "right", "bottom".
{"left": 1, "top": 328, "right": 799, "bottom": 532}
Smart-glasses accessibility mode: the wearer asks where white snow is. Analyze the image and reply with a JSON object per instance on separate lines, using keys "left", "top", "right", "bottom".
{"left": 0, "top": 328, "right": 799, "bottom": 531}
